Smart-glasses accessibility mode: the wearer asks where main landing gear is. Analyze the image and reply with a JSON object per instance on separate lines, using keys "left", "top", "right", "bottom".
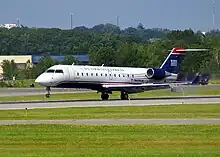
{"left": 101, "top": 92, "right": 109, "bottom": 100}
{"left": 45, "top": 87, "right": 51, "bottom": 98}
{"left": 120, "top": 91, "right": 129, "bottom": 100}
{"left": 100, "top": 91, "right": 129, "bottom": 100}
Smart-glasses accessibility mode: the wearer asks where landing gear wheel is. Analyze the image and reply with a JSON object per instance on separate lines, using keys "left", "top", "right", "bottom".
{"left": 170, "top": 87, "right": 176, "bottom": 92}
{"left": 120, "top": 92, "right": 129, "bottom": 100}
{"left": 45, "top": 87, "right": 51, "bottom": 98}
{"left": 101, "top": 93, "right": 109, "bottom": 100}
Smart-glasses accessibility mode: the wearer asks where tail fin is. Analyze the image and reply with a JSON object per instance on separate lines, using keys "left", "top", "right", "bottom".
{"left": 160, "top": 48, "right": 186, "bottom": 74}
{"left": 160, "top": 48, "right": 209, "bottom": 74}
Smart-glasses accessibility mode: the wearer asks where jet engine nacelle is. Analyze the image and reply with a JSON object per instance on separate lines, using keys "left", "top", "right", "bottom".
{"left": 146, "top": 68, "right": 170, "bottom": 80}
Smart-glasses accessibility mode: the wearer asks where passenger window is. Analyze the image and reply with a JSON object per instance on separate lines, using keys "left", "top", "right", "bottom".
{"left": 132, "top": 74, "right": 134, "bottom": 78}
{"left": 101, "top": 73, "right": 103, "bottom": 76}
{"left": 82, "top": 73, "right": 83, "bottom": 76}
{"left": 55, "top": 70, "right": 63, "bottom": 73}
{"left": 119, "top": 74, "right": 120, "bottom": 77}
{"left": 86, "top": 73, "right": 88, "bottom": 76}
{"left": 47, "top": 69, "right": 55, "bottom": 73}
{"left": 127, "top": 74, "right": 129, "bottom": 77}
{"left": 96, "top": 73, "right": 98, "bottom": 76}
{"left": 105, "top": 74, "right": 107, "bottom": 77}
{"left": 77, "top": 73, "right": 79, "bottom": 76}
{"left": 114, "top": 74, "right": 116, "bottom": 77}
{"left": 91, "top": 73, "right": 93, "bottom": 76}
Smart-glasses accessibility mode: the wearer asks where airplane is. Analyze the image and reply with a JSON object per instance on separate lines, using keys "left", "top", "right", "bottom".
{"left": 35, "top": 47, "right": 208, "bottom": 100}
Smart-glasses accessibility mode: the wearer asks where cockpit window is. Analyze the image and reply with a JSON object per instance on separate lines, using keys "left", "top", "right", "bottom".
{"left": 55, "top": 70, "right": 64, "bottom": 73}
{"left": 46, "top": 69, "right": 55, "bottom": 73}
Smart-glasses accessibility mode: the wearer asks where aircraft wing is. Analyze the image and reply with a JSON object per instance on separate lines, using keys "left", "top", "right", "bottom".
{"left": 102, "top": 81, "right": 191, "bottom": 89}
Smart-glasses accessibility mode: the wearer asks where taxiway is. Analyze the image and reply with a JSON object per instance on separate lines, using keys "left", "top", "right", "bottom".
{"left": 0, "top": 95, "right": 220, "bottom": 110}
{"left": 0, "top": 84, "right": 219, "bottom": 96}
{"left": 0, "top": 88, "right": 91, "bottom": 96}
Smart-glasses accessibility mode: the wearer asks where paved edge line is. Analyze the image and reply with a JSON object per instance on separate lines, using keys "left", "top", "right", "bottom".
{"left": 1, "top": 119, "right": 220, "bottom": 125}
{"left": 0, "top": 95, "right": 220, "bottom": 104}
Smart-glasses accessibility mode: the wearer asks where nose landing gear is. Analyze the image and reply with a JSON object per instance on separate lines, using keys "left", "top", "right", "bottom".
{"left": 45, "top": 87, "right": 51, "bottom": 98}
{"left": 170, "top": 86, "right": 177, "bottom": 92}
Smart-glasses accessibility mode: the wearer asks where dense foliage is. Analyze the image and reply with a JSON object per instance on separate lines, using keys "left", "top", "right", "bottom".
{"left": 1, "top": 23, "right": 220, "bottom": 81}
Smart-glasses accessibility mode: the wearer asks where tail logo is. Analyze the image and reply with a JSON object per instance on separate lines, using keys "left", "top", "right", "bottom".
{"left": 170, "top": 60, "right": 177, "bottom": 67}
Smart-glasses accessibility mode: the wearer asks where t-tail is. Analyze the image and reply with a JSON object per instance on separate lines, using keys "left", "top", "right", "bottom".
{"left": 160, "top": 47, "right": 186, "bottom": 74}
{"left": 145, "top": 47, "right": 209, "bottom": 81}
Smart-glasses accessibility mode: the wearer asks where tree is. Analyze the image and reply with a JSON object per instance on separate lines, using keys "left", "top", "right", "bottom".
{"left": 62, "top": 56, "right": 81, "bottom": 65}
{"left": 89, "top": 46, "right": 116, "bottom": 66}
{"left": 23, "top": 60, "right": 37, "bottom": 79}
{"left": 35, "top": 56, "right": 59, "bottom": 76}
{"left": 137, "top": 22, "right": 145, "bottom": 30}
{"left": 1, "top": 60, "right": 18, "bottom": 80}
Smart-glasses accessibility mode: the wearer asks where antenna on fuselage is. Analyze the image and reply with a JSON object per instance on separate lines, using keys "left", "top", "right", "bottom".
{"left": 101, "top": 64, "right": 104, "bottom": 67}
{"left": 72, "top": 62, "right": 75, "bottom": 65}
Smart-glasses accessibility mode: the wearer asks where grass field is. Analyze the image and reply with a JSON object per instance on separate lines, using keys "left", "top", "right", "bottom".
{"left": 0, "top": 124, "right": 219, "bottom": 157}
{"left": 1, "top": 104, "right": 220, "bottom": 120}
{"left": 209, "top": 79, "right": 220, "bottom": 84}
{"left": 1, "top": 87, "right": 220, "bottom": 102}
{"left": 0, "top": 79, "right": 41, "bottom": 88}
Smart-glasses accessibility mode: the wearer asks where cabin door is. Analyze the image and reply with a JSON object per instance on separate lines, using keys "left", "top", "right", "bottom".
{"left": 108, "top": 70, "right": 113, "bottom": 80}
{"left": 68, "top": 67, "right": 74, "bottom": 81}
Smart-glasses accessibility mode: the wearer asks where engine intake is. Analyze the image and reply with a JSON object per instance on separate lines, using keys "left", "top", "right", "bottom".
{"left": 146, "top": 68, "right": 166, "bottom": 80}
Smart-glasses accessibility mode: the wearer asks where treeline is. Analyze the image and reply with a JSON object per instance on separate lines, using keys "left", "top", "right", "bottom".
{"left": 1, "top": 23, "right": 220, "bottom": 76}
{"left": 89, "top": 28, "right": 220, "bottom": 74}
{"left": 0, "top": 23, "right": 167, "bottom": 55}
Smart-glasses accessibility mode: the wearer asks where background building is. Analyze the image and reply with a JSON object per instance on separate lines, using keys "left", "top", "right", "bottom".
{"left": 31, "top": 55, "right": 89, "bottom": 64}
{"left": 0, "top": 54, "right": 89, "bottom": 75}
{"left": 0, "top": 24, "right": 17, "bottom": 29}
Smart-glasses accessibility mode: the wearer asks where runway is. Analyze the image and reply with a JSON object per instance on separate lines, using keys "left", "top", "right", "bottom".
{"left": 0, "top": 95, "right": 220, "bottom": 110}
{"left": 1, "top": 119, "right": 220, "bottom": 125}
{"left": 0, "top": 88, "right": 91, "bottom": 96}
{"left": 0, "top": 84, "right": 219, "bottom": 96}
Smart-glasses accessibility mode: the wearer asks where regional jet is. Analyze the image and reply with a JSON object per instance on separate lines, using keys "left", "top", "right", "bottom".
{"left": 35, "top": 47, "right": 208, "bottom": 100}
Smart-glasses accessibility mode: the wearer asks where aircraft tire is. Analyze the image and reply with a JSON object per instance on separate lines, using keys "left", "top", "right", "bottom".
{"left": 120, "top": 93, "right": 129, "bottom": 100}
{"left": 170, "top": 87, "right": 177, "bottom": 92}
{"left": 101, "top": 93, "right": 109, "bottom": 100}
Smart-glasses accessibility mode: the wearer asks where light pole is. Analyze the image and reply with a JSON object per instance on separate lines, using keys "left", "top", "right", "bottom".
{"left": 16, "top": 17, "right": 20, "bottom": 27}
{"left": 70, "top": 13, "right": 73, "bottom": 29}
{"left": 116, "top": 16, "right": 119, "bottom": 27}
{"left": 213, "top": 0, "right": 216, "bottom": 30}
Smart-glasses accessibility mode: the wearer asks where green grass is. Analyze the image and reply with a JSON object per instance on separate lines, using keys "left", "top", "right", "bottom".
{"left": 0, "top": 79, "right": 41, "bottom": 88}
{"left": 1, "top": 104, "right": 220, "bottom": 120}
{"left": 0, "top": 124, "right": 220, "bottom": 157}
{"left": 1, "top": 87, "right": 220, "bottom": 102}
{"left": 209, "top": 79, "right": 220, "bottom": 84}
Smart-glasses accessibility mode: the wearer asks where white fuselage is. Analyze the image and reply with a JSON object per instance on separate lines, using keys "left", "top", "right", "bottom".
{"left": 35, "top": 65, "right": 178, "bottom": 88}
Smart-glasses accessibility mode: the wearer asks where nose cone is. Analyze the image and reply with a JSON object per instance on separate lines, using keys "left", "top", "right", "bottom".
{"left": 35, "top": 74, "right": 53, "bottom": 86}
{"left": 35, "top": 75, "right": 43, "bottom": 84}
{"left": 35, "top": 75, "right": 45, "bottom": 86}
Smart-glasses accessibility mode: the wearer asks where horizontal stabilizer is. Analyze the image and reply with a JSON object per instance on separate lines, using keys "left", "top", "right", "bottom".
{"left": 169, "top": 49, "right": 209, "bottom": 52}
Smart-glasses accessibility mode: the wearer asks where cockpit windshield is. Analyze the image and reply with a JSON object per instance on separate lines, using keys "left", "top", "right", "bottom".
{"left": 55, "top": 70, "right": 64, "bottom": 73}
{"left": 46, "top": 69, "right": 55, "bottom": 73}
{"left": 46, "top": 69, "right": 64, "bottom": 73}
